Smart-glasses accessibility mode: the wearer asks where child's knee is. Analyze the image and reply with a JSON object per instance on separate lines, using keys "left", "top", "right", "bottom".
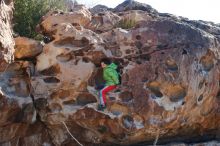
{"left": 102, "top": 90, "right": 108, "bottom": 95}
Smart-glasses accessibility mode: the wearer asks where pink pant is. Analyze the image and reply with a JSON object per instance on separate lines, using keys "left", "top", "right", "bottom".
{"left": 99, "top": 85, "right": 116, "bottom": 105}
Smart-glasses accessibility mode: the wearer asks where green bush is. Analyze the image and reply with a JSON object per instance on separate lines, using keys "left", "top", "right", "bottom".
{"left": 117, "top": 18, "right": 137, "bottom": 29}
{"left": 13, "top": 0, "right": 68, "bottom": 39}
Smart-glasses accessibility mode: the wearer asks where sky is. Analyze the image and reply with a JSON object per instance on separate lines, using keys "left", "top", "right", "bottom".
{"left": 76, "top": 0, "right": 220, "bottom": 24}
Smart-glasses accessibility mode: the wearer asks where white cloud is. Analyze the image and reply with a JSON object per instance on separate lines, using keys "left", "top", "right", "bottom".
{"left": 76, "top": 0, "right": 220, "bottom": 23}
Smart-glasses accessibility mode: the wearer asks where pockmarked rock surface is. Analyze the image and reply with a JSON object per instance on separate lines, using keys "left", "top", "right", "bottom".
{"left": 0, "top": 0, "right": 220, "bottom": 145}
{"left": 0, "top": 0, "right": 14, "bottom": 71}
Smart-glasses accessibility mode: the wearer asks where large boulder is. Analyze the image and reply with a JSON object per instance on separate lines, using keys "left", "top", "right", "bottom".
{"left": 30, "top": 5, "right": 220, "bottom": 145}
{"left": 38, "top": 4, "right": 92, "bottom": 35}
{"left": 114, "top": 0, "right": 158, "bottom": 14}
{"left": 1, "top": 1, "right": 220, "bottom": 145}
{"left": 90, "top": 4, "right": 113, "bottom": 14}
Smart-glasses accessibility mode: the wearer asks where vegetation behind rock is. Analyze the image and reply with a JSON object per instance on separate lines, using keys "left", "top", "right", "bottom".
{"left": 13, "top": 0, "right": 68, "bottom": 39}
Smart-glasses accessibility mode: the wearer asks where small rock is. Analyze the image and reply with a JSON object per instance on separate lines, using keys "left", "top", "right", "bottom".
{"left": 15, "top": 37, "right": 43, "bottom": 59}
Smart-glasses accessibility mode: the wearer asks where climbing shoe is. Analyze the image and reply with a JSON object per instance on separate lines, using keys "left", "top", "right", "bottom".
{"left": 97, "top": 104, "right": 106, "bottom": 111}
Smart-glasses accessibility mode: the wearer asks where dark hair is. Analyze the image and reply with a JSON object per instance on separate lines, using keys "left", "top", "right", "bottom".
{"left": 101, "top": 58, "right": 111, "bottom": 65}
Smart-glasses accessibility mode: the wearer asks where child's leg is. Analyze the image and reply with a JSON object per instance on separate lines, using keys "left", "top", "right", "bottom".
{"left": 99, "top": 85, "right": 116, "bottom": 105}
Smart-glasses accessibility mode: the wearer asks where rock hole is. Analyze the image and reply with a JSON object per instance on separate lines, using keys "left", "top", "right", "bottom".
{"left": 152, "top": 90, "right": 163, "bottom": 98}
{"left": 76, "top": 93, "right": 97, "bottom": 106}
{"left": 147, "top": 81, "right": 163, "bottom": 98}
{"left": 168, "top": 84, "right": 186, "bottom": 102}
{"left": 216, "top": 90, "right": 220, "bottom": 99}
{"left": 81, "top": 37, "right": 90, "bottom": 46}
{"left": 40, "top": 65, "right": 60, "bottom": 76}
{"left": 63, "top": 99, "right": 76, "bottom": 105}
{"left": 122, "top": 115, "right": 134, "bottom": 129}
{"left": 109, "top": 97, "right": 116, "bottom": 100}
{"left": 82, "top": 57, "right": 90, "bottom": 63}
{"left": 198, "top": 94, "right": 203, "bottom": 102}
{"left": 110, "top": 103, "right": 128, "bottom": 116}
{"left": 119, "top": 91, "right": 133, "bottom": 102}
{"left": 182, "top": 101, "right": 186, "bottom": 105}
{"left": 115, "top": 49, "right": 123, "bottom": 57}
{"left": 157, "top": 44, "right": 168, "bottom": 49}
{"left": 112, "top": 111, "right": 122, "bottom": 116}
{"left": 136, "top": 60, "right": 142, "bottom": 64}
{"left": 56, "top": 53, "right": 72, "bottom": 62}
{"left": 52, "top": 24, "right": 58, "bottom": 27}
{"left": 200, "top": 50, "right": 214, "bottom": 72}
{"left": 136, "top": 35, "right": 141, "bottom": 40}
{"left": 198, "top": 79, "right": 205, "bottom": 89}
{"left": 165, "top": 58, "right": 178, "bottom": 71}
{"left": 135, "top": 41, "right": 143, "bottom": 49}
{"left": 2, "top": 18, "right": 7, "bottom": 23}
{"left": 43, "top": 77, "right": 60, "bottom": 83}
{"left": 125, "top": 49, "right": 131, "bottom": 54}
{"left": 54, "top": 37, "right": 89, "bottom": 48}
{"left": 182, "top": 49, "right": 188, "bottom": 55}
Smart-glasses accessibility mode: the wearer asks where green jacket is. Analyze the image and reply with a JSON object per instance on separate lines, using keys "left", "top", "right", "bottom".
{"left": 103, "top": 63, "right": 119, "bottom": 86}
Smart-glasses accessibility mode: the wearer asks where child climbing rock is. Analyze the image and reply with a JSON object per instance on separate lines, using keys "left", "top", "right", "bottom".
{"left": 97, "top": 58, "right": 119, "bottom": 111}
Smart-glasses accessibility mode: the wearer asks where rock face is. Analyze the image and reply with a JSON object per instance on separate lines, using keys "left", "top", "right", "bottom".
{"left": 0, "top": 0, "right": 45, "bottom": 145}
{"left": 114, "top": 0, "right": 158, "bottom": 13}
{"left": 90, "top": 4, "right": 113, "bottom": 14}
{"left": 0, "top": 0, "right": 14, "bottom": 71}
{"left": 1, "top": 0, "right": 220, "bottom": 145}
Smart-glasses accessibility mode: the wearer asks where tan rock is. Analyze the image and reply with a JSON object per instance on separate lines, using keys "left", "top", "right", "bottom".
{"left": 87, "top": 11, "right": 121, "bottom": 33}
{"left": 39, "top": 5, "right": 91, "bottom": 34}
{"left": 118, "top": 10, "right": 153, "bottom": 23}
{"left": 14, "top": 37, "right": 43, "bottom": 59}
{"left": 1, "top": 2, "right": 220, "bottom": 145}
